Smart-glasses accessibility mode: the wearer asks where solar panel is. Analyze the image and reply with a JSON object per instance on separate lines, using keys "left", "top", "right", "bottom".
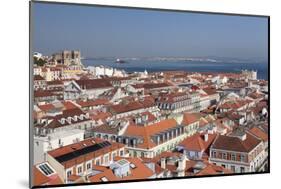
{"left": 118, "top": 159, "right": 129, "bottom": 166}
{"left": 55, "top": 141, "right": 112, "bottom": 163}
{"left": 38, "top": 163, "right": 54, "bottom": 176}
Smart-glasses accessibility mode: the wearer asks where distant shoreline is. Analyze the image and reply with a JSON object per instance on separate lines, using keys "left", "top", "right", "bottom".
{"left": 83, "top": 57, "right": 267, "bottom": 64}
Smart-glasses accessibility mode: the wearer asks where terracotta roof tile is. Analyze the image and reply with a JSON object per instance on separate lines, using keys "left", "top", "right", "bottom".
{"left": 125, "top": 119, "right": 178, "bottom": 149}
{"left": 182, "top": 113, "right": 200, "bottom": 125}
{"left": 178, "top": 133, "right": 217, "bottom": 152}
{"left": 89, "top": 157, "right": 154, "bottom": 182}
{"left": 211, "top": 133, "right": 262, "bottom": 152}
{"left": 76, "top": 79, "right": 112, "bottom": 89}
{"left": 248, "top": 127, "right": 268, "bottom": 142}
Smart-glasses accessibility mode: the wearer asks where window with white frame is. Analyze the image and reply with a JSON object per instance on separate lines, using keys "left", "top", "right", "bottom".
{"left": 119, "top": 149, "right": 124, "bottom": 156}
{"left": 223, "top": 153, "right": 227, "bottom": 159}
{"left": 66, "top": 170, "right": 72, "bottom": 178}
{"left": 77, "top": 166, "right": 83, "bottom": 175}
{"left": 240, "top": 154, "right": 245, "bottom": 162}
{"left": 112, "top": 152, "right": 117, "bottom": 160}
{"left": 231, "top": 166, "right": 235, "bottom": 172}
{"left": 212, "top": 151, "right": 217, "bottom": 158}
{"left": 86, "top": 162, "right": 91, "bottom": 170}
{"left": 104, "top": 154, "right": 109, "bottom": 165}
{"left": 231, "top": 154, "right": 236, "bottom": 161}
{"left": 95, "top": 158, "right": 100, "bottom": 165}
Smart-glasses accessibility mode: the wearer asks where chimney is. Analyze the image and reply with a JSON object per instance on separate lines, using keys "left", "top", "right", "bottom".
{"left": 204, "top": 133, "right": 208, "bottom": 142}
{"left": 161, "top": 158, "right": 166, "bottom": 169}
{"left": 240, "top": 133, "right": 247, "bottom": 141}
{"left": 178, "top": 155, "right": 186, "bottom": 170}
{"left": 177, "top": 155, "right": 186, "bottom": 177}
{"left": 47, "top": 119, "right": 52, "bottom": 124}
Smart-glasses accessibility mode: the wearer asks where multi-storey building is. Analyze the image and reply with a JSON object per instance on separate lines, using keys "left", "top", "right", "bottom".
{"left": 180, "top": 112, "right": 200, "bottom": 137}
{"left": 209, "top": 131, "right": 266, "bottom": 173}
{"left": 177, "top": 133, "right": 217, "bottom": 160}
{"left": 156, "top": 91, "right": 201, "bottom": 114}
{"left": 241, "top": 70, "right": 257, "bottom": 80}
{"left": 108, "top": 97, "right": 158, "bottom": 119}
{"left": 34, "top": 90, "right": 62, "bottom": 103}
{"left": 34, "top": 129, "right": 85, "bottom": 164}
{"left": 199, "top": 87, "right": 220, "bottom": 111}
{"left": 34, "top": 108, "right": 93, "bottom": 135}
{"left": 88, "top": 156, "right": 156, "bottom": 182}
{"left": 34, "top": 75, "right": 47, "bottom": 90}
{"left": 88, "top": 65, "right": 127, "bottom": 77}
{"left": 33, "top": 162, "right": 63, "bottom": 186}
{"left": 64, "top": 79, "right": 113, "bottom": 100}
{"left": 92, "top": 116, "right": 187, "bottom": 158}
{"left": 46, "top": 138, "right": 127, "bottom": 183}
{"left": 41, "top": 67, "right": 62, "bottom": 81}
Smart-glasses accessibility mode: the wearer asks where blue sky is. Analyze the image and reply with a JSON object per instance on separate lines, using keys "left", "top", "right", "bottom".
{"left": 32, "top": 2, "right": 268, "bottom": 60}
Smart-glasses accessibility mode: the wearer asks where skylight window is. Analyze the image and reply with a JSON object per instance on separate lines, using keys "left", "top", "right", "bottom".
{"left": 100, "top": 177, "right": 108, "bottom": 182}
{"left": 37, "top": 163, "right": 55, "bottom": 176}
{"left": 130, "top": 163, "right": 136, "bottom": 169}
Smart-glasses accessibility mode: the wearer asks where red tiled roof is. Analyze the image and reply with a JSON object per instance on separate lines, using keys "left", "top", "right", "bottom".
{"left": 89, "top": 165, "right": 118, "bottom": 182}
{"left": 33, "top": 164, "right": 63, "bottom": 187}
{"left": 248, "top": 127, "right": 268, "bottom": 142}
{"left": 48, "top": 138, "right": 125, "bottom": 168}
{"left": 133, "top": 82, "right": 172, "bottom": 89}
{"left": 47, "top": 80, "right": 63, "bottom": 85}
{"left": 38, "top": 104, "right": 56, "bottom": 112}
{"left": 90, "top": 112, "right": 112, "bottom": 121}
{"left": 68, "top": 174, "right": 81, "bottom": 182}
{"left": 110, "top": 98, "right": 155, "bottom": 114}
{"left": 33, "top": 166, "right": 49, "bottom": 186}
{"left": 34, "top": 90, "right": 55, "bottom": 98}
{"left": 211, "top": 133, "right": 262, "bottom": 152}
{"left": 202, "top": 87, "right": 218, "bottom": 95}
{"left": 182, "top": 113, "right": 201, "bottom": 125}
{"left": 179, "top": 133, "right": 217, "bottom": 152}
{"left": 62, "top": 101, "right": 79, "bottom": 110}
{"left": 34, "top": 75, "right": 45, "bottom": 81}
{"left": 125, "top": 119, "right": 178, "bottom": 149}
{"left": 77, "top": 99, "right": 110, "bottom": 107}
{"left": 157, "top": 91, "right": 190, "bottom": 103}
{"left": 76, "top": 79, "right": 112, "bottom": 89}
{"left": 195, "top": 162, "right": 233, "bottom": 176}
{"left": 89, "top": 157, "right": 154, "bottom": 182}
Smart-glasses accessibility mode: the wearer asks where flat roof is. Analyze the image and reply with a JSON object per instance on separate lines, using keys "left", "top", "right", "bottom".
{"left": 54, "top": 141, "right": 111, "bottom": 163}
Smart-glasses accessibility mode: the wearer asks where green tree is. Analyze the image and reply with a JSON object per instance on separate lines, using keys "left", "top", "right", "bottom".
{"left": 33, "top": 57, "right": 47, "bottom": 66}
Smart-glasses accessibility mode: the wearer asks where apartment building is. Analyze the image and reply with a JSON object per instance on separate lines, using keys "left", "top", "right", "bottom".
{"left": 209, "top": 131, "right": 265, "bottom": 173}
{"left": 46, "top": 138, "right": 127, "bottom": 183}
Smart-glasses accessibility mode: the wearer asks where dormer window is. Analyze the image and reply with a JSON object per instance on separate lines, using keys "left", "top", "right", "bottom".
{"left": 119, "top": 149, "right": 124, "bottom": 156}
{"left": 60, "top": 118, "right": 65, "bottom": 124}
